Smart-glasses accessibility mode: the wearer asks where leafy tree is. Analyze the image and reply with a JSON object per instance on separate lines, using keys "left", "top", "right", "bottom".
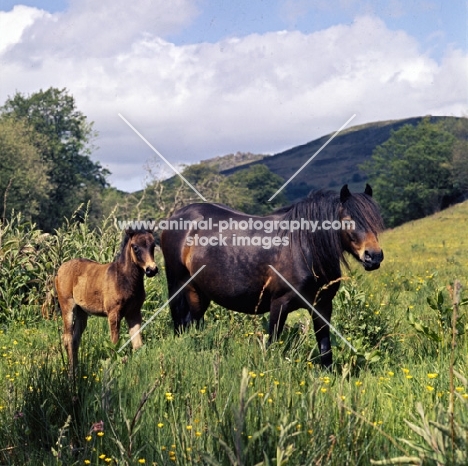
{"left": 228, "top": 164, "right": 287, "bottom": 214}
{"left": 1, "top": 88, "right": 109, "bottom": 230}
{"left": 438, "top": 117, "right": 468, "bottom": 193}
{"left": 451, "top": 140, "right": 468, "bottom": 192}
{"left": 361, "top": 119, "right": 458, "bottom": 227}
{"left": 136, "top": 163, "right": 253, "bottom": 220}
{"left": 0, "top": 118, "right": 51, "bottom": 221}
{"left": 120, "top": 161, "right": 288, "bottom": 225}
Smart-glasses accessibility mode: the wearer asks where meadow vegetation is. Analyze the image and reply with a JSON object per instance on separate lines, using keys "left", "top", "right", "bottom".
{"left": 0, "top": 202, "right": 467, "bottom": 465}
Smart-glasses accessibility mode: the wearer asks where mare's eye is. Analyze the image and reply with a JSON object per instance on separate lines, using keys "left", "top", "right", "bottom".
{"left": 348, "top": 232, "right": 358, "bottom": 243}
{"left": 132, "top": 245, "right": 140, "bottom": 253}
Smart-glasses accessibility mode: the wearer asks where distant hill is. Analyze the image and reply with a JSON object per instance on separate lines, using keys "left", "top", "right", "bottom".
{"left": 220, "top": 116, "right": 467, "bottom": 202}
{"left": 199, "top": 151, "right": 269, "bottom": 171}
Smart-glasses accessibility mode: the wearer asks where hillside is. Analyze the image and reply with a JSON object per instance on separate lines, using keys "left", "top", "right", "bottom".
{"left": 199, "top": 151, "right": 268, "bottom": 171}
{"left": 380, "top": 197, "right": 468, "bottom": 283}
{"left": 221, "top": 116, "right": 467, "bottom": 202}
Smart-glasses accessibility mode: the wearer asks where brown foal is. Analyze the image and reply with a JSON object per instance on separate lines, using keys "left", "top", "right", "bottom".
{"left": 55, "top": 229, "right": 158, "bottom": 373}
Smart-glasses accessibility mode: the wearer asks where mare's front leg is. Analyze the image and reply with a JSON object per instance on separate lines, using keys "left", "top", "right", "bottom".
{"left": 125, "top": 310, "right": 143, "bottom": 350}
{"left": 311, "top": 299, "right": 333, "bottom": 369}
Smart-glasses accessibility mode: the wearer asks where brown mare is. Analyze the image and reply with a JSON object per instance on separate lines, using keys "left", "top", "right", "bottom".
{"left": 161, "top": 185, "right": 384, "bottom": 368}
{"left": 55, "top": 229, "right": 158, "bottom": 373}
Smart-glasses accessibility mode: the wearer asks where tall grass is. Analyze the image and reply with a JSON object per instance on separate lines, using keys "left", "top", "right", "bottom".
{"left": 0, "top": 205, "right": 121, "bottom": 325}
{"left": 0, "top": 203, "right": 467, "bottom": 464}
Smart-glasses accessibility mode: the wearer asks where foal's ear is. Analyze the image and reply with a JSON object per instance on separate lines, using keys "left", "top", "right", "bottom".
{"left": 364, "top": 184, "right": 373, "bottom": 197}
{"left": 340, "top": 184, "right": 352, "bottom": 203}
{"left": 125, "top": 228, "right": 136, "bottom": 238}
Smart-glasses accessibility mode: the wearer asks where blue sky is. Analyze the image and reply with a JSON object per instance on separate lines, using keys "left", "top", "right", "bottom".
{"left": 0, "top": 0, "right": 466, "bottom": 191}
{"left": 2, "top": 0, "right": 464, "bottom": 54}
{"left": 175, "top": 1, "right": 465, "bottom": 59}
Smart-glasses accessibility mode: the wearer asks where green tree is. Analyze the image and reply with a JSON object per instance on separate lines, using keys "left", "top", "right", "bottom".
{"left": 138, "top": 164, "right": 253, "bottom": 219}
{"left": 120, "top": 161, "right": 288, "bottom": 224}
{"left": 228, "top": 164, "right": 287, "bottom": 214}
{"left": 361, "top": 119, "right": 457, "bottom": 227}
{"left": 452, "top": 140, "right": 468, "bottom": 192}
{"left": 1, "top": 88, "right": 109, "bottom": 230}
{"left": 170, "top": 163, "right": 287, "bottom": 215}
{"left": 0, "top": 118, "right": 51, "bottom": 221}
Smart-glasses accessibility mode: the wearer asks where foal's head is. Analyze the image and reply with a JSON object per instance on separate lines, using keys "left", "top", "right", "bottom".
{"left": 125, "top": 229, "right": 158, "bottom": 277}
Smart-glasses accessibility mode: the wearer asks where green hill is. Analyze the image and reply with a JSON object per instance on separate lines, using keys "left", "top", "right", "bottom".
{"left": 198, "top": 151, "right": 268, "bottom": 171}
{"left": 221, "top": 116, "right": 467, "bottom": 201}
{"left": 380, "top": 197, "right": 468, "bottom": 284}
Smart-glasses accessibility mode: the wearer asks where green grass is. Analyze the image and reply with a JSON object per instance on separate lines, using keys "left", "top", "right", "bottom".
{"left": 1, "top": 203, "right": 468, "bottom": 465}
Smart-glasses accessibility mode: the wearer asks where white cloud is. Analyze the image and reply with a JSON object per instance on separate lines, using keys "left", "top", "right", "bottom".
{"left": 0, "top": 5, "right": 50, "bottom": 54}
{"left": 4, "top": 0, "right": 199, "bottom": 62}
{"left": 0, "top": 3, "right": 467, "bottom": 192}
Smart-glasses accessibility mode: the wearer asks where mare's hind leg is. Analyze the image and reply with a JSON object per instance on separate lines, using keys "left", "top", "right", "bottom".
{"left": 168, "top": 279, "right": 195, "bottom": 332}
{"left": 169, "top": 281, "right": 209, "bottom": 333}
{"left": 185, "top": 283, "right": 210, "bottom": 328}
{"left": 268, "top": 297, "right": 293, "bottom": 344}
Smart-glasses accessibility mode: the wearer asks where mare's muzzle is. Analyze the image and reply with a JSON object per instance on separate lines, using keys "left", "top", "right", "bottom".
{"left": 362, "top": 249, "right": 384, "bottom": 271}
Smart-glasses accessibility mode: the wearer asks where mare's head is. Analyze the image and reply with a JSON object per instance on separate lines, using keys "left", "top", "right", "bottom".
{"left": 339, "top": 184, "right": 384, "bottom": 271}
{"left": 124, "top": 229, "right": 158, "bottom": 277}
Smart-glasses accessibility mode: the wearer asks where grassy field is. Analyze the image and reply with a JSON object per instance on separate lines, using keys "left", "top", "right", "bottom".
{"left": 0, "top": 203, "right": 467, "bottom": 465}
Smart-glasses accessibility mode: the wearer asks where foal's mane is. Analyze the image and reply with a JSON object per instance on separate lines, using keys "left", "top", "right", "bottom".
{"left": 273, "top": 189, "right": 383, "bottom": 282}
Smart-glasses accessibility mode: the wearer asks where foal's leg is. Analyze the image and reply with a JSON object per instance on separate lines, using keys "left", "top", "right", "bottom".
{"left": 107, "top": 308, "right": 122, "bottom": 345}
{"left": 125, "top": 311, "right": 143, "bottom": 350}
{"left": 60, "top": 296, "right": 76, "bottom": 372}
{"left": 72, "top": 306, "right": 88, "bottom": 366}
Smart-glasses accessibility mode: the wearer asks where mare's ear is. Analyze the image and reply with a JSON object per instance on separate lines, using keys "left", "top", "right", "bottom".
{"left": 125, "top": 228, "right": 136, "bottom": 238}
{"left": 364, "top": 184, "right": 373, "bottom": 197}
{"left": 340, "top": 184, "right": 352, "bottom": 203}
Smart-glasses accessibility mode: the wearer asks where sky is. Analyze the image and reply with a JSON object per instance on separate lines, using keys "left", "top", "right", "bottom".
{"left": 0, "top": 0, "right": 467, "bottom": 192}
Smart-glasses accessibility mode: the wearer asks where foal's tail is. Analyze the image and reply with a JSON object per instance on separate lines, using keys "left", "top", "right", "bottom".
{"left": 41, "top": 274, "right": 60, "bottom": 319}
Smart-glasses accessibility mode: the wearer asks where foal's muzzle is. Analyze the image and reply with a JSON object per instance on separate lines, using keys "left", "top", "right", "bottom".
{"left": 145, "top": 265, "right": 158, "bottom": 277}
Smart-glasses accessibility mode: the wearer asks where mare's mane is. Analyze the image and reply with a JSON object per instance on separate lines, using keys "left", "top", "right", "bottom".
{"left": 273, "top": 189, "right": 384, "bottom": 282}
